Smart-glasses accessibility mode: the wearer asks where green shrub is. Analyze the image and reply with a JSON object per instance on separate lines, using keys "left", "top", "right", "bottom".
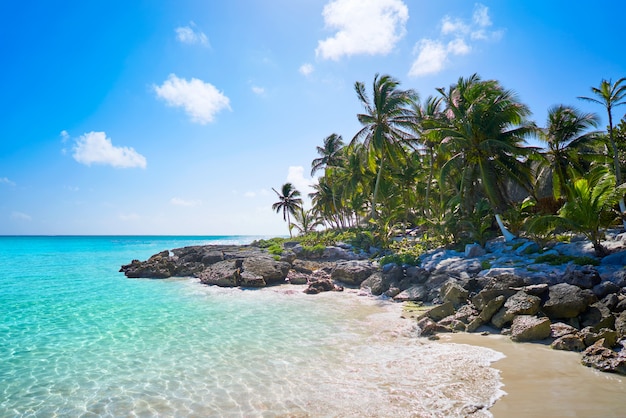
{"left": 300, "top": 243, "right": 326, "bottom": 258}
{"left": 267, "top": 243, "right": 283, "bottom": 256}
{"left": 379, "top": 253, "right": 420, "bottom": 266}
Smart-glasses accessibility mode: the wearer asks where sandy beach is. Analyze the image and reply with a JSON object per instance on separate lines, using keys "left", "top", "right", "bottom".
{"left": 439, "top": 333, "right": 626, "bottom": 417}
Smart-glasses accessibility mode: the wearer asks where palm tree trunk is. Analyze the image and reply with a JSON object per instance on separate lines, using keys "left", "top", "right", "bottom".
{"left": 495, "top": 214, "right": 516, "bottom": 242}
{"left": 620, "top": 198, "right": 626, "bottom": 230}
{"left": 608, "top": 115, "right": 626, "bottom": 229}
{"left": 371, "top": 155, "right": 385, "bottom": 220}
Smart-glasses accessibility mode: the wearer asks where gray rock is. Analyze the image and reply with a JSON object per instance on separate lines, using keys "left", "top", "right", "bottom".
{"left": 465, "top": 243, "right": 486, "bottom": 258}
{"left": 550, "top": 322, "right": 580, "bottom": 338}
{"left": 426, "top": 301, "right": 456, "bottom": 322}
{"left": 580, "top": 302, "right": 615, "bottom": 331}
{"left": 360, "top": 272, "right": 386, "bottom": 296}
{"left": 551, "top": 334, "right": 586, "bottom": 352}
{"left": 491, "top": 307, "right": 516, "bottom": 329}
{"left": 504, "top": 291, "right": 542, "bottom": 316}
{"left": 510, "top": 315, "right": 551, "bottom": 342}
{"left": 616, "top": 312, "right": 626, "bottom": 338}
{"left": 601, "top": 250, "right": 626, "bottom": 266}
{"left": 242, "top": 256, "right": 290, "bottom": 285}
{"left": 593, "top": 281, "right": 620, "bottom": 299}
{"left": 331, "top": 260, "right": 377, "bottom": 286}
{"left": 562, "top": 265, "right": 601, "bottom": 289}
{"left": 580, "top": 327, "right": 618, "bottom": 348}
{"left": 581, "top": 340, "right": 626, "bottom": 375}
{"left": 303, "top": 278, "right": 343, "bottom": 294}
{"left": 441, "top": 281, "right": 470, "bottom": 307}
{"left": 239, "top": 271, "right": 267, "bottom": 287}
{"left": 197, "top": 259, "right": 240, "bottom": 287}
{"left": 405, "top": 266, "right": 429, "bottom": 284}
{"left": 286, "top": 270, "right": 309, "bottom": 285}
{"left": 542, "top": 283, "right": 596, "bottom": 319}
{"left": 393, "top": 285, "right": 427, "bottom": 302}
{"left": 479, "top": 295, "right": 506, "bottom": 323}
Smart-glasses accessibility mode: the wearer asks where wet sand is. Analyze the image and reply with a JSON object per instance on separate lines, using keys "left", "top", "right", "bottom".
{"left": 440, "top": 333, "right": 626, "bottom": 417}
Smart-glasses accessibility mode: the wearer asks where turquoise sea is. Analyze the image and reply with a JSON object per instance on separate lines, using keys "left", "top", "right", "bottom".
{"left": 0, "top": 236, "right": 504, "bottom": 417}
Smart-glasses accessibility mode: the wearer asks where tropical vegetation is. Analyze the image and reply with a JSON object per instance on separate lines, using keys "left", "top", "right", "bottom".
{"left": 271, "top": 73, "right": 626, "bottom": 259}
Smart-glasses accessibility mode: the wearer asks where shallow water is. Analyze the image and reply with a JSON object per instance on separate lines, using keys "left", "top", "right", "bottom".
{"left": 0, "top": 236, "right": 505, "bottom": 417}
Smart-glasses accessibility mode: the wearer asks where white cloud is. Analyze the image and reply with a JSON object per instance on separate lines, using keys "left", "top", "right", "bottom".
{"left": 170, "top": 197, "right": 201, "bottom": 207}
{"left": 251, "top": 86, "right": 265, "bottom": 95}
{"left": 244, "top": 191, "right": 256, "bottom": 198}
{"left": 154, "top": 74, "right": 231, "bottom": 124}
{"left": 60, "top": 130, "right": 70, "bottom": 142}
{"left": 316, "top": 0, "right": 408, "bottom": 60}
{"left": 175, "top": 22, "right": 210, "bottom": 47}
{"left": 0, "top": 177, "right": 15, "bottom": 186}
{"left": 299, "top": 63, "right": 314, "bottom": 76}
{"left": 11, "top": 211, "right": 31, "bottom": 221}
{"left": 72, "top": 132, "right": 147, "bottom": 169}
{"left": 409, "top": 3, "right": 500, "bottom": 77}
{"left": 286, "top": 166, "right": 314, "bottom": 197}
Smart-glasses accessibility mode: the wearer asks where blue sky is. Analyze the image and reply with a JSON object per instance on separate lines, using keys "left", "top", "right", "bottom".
{"left": 1, "top": 0, "right": 625, "bottom": 235}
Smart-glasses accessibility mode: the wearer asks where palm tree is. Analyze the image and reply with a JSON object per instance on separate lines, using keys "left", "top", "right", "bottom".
{"left": 539, "top": 105, "right": 601, "bottom": 199}
{"left": 579, "top": 78, "right": 626, "bottom": 228}
{"left": 558, "top": 165, "right": 624, "bottom": 256}
{"left": 351, "top": 73, "right": 419, "bottom": 219}
{"left": 311, "top": 133, "right": 345, "bottom": 176}
{"left": 436, "top": 74, "right": 538, "bottom": 241}
{"left": 272, "top": 182, "right": 303, "bottom": 237}
{"left": 290, "top": 207, "right": 322, "bottom": 235}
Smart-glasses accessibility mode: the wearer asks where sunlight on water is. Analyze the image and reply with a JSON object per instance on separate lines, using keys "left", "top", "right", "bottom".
{"left": 0, "top": 236, "right": 503, "bottom": 417}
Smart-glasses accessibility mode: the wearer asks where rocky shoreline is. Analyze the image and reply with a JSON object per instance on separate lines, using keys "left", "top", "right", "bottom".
{"left": 120, "top": 231, "right": 626, "bottom": 375}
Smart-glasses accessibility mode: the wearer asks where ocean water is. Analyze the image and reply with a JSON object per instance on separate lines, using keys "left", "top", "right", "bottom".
{"left": 0, "top": 236, "right": 504, "bottom": 417}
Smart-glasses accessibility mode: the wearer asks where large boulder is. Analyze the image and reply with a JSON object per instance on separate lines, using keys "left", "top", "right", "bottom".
{"left": 440, "top": 280, "right": 470, "bottom": 307}
{"left": 331, "top": 260, "right": 378, "bottom": 286}
{"left": 471, "top": 274, "right": 525, "bottom": 310}
{"left": 581, "top": 340, "right": 626, "bottom": 375}
{"left": 551, "top": 334, "right": 586, "bottom": 352}
{"left": 562, "top": 265, "right": 601, "bottom": 289}
{"left": 601, "top": 250, "right": 626, "bottom": 266}
{"left": 303, "top": 278, "right": 343, "bottom": 294}
{"left": 615, "top": 311, "right": 626, "bottom": 338}
{"left": 242, "top": 256, "right": 290, "bottom": 285}
{"left": 197, "top": 259, "right": 240, "bottom": 287}
{"left": 510, "top": 315, "right": 551, "bottom": 342}
{"left": 393, "top": 285, "right": 428, "bottom": 302}
{"left": 542, "top": 283, "right": 596, "bottom": 319}
{"left": 503, "top": 291, "right": 542, "bottom": 316}
{"left": 120, "top": 251, "right": 177, "bottom": 278}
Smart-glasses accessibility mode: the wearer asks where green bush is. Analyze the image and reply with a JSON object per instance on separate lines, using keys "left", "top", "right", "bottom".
{"left": 267, "top": 243, "right": 283, "bottom": 256}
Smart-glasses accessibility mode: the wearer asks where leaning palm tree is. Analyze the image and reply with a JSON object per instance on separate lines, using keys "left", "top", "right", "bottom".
{"left": 290, "top": 207, "right": 322, "bottom": 235}
{"left": 311, "top": 133, "right": 345, "bottom": 176}
{"left": 351, "top": 73, "right": 419, "bottom": 219}
{"left": 539, "top": 105, "right": 601, "bottom": 199}
{"left": 579, "top": 77, "right": 626, "bottom": 228}
{"left": 436, "top": 74, "right": 538, "bottom": 241}
{"left": 272, "top": 182, "right": 303, "bottom": 237}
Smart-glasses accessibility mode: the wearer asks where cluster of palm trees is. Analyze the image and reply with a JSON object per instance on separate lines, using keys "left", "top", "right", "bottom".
{"left": 273, "top": 73, "right": 626, "bottom": 255}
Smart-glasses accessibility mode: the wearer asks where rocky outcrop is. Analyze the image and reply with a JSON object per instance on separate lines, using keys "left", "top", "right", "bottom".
{"left": 331, "top": 260, "right": 377, "bottom": 285}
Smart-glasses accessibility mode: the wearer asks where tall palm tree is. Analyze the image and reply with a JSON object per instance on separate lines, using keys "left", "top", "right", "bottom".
{"left": 579, "top": 77, "right": 626, "bottom": 228}
{"left": 539, "top": 105, "right": 600, "bottom": 199}
{"left": 272, "top": 182, "right": 303, "bottom": 237}
{"left": 310, "top": 133, "right": 345, "bottom": 176}
{"left": 351, "top": 73, "right": 419, "bottom": 219}
{"left": 436, "top": 74, "right": 538, "bottom": 241}
{"left": 290, "top": 207, "right": 322, "bottom": 235}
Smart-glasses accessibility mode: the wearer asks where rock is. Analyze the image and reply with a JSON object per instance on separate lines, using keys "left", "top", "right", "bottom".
{"left": 562, "top": 265, "right": 601, "bottom": 289}
{"left": 580, "top": 327, "right": 618, "bottom": 348}
{"left": 592, "top": 281, "right": 621, "bottom": 299}
{"left": 120, "top": 251, "right": 177, "bottom": 278}
{"left": 615, "top": 311, "right": 626, "bottom": 338}
{"left": 405, "top": 266, "right": 429, "bottom": 284}
{"left": 425, "top": 301, "right": 456, "bottom": 322}
{"left": 384, "top": 286, "right": 401, "bottom": 298}
{"left": 303, "top": 278, "right": 343, "bottom": 294}
{"left": 465, "top": 243, "right": 486, "bottom": 258}
{"left": 291, "top": 259, "right": 314, "bottom": 274}
{"left": 615, "top": 298, "right": 626, "bottom": 313}
{"left": 599, "top": 293, "right": 619, "bottom": 311}
{"left": 510, "top": 315, "right": 551, "bottom": 342}
{"left": 514, "top": 241, "right": 540, "bottom": 255}
{"left": 478, "top": 295, "right": 506, "bottom": 323}
{"left": 393, "top": 285, "right": 427, "bottom": 302}
{"left": 279, "top": 250, "right": 297, "bottom": 264}
{"left": 610, "top": 268, "right": 626, "bottom": 287}
{"left": 239, "top": 271, "right": 267, "bottom": 287}
{"left": 601, "top": 250, "right": 626, "bottom": 266}
{"left": 440, "top": 281, "right": 470, "bottom": 307}
{"left": 322, "top": 246, "right": 359, "bottom": 260}
{"left": 242, "top": 256, "right": 290, "bottom": 285}
{"left": 520, "top": 283, "right": 549, "bottom": 297}
{"left": 580, "top": 302, "right": 615, "bottom": 331}
{"left": 197, "top": 259, "right": 241, "bottom": 287}
{"left": 542, "top": 283, "right": 596, "bottom": 319}
{"left": 417, "top": 317, "right": 438, "bottom": 337}
{"left": 581, "top": 340, "right": 626, "bottom": 375}
{"left": 286, "top": 270, "right": 309, "bottom": 285}
{"left": 360, "top": 272, "right": 386, "bottom": 296}
{"left": 331, "top": 260, "right": 377, "bottom": 286}
{"left": 551, "top": 334, "right": 586, "bottom": 352}
{"left": 503, "top": 291, "right": 542, "bottom": 316}
{"left": 550, "top": 322, "right": 580, "bottom": 339}
{"left": 491, "top": 307, "right": 516, "bottom": 329}
{"left": 471, "top": 274, "right": 525, "bottom": 310}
